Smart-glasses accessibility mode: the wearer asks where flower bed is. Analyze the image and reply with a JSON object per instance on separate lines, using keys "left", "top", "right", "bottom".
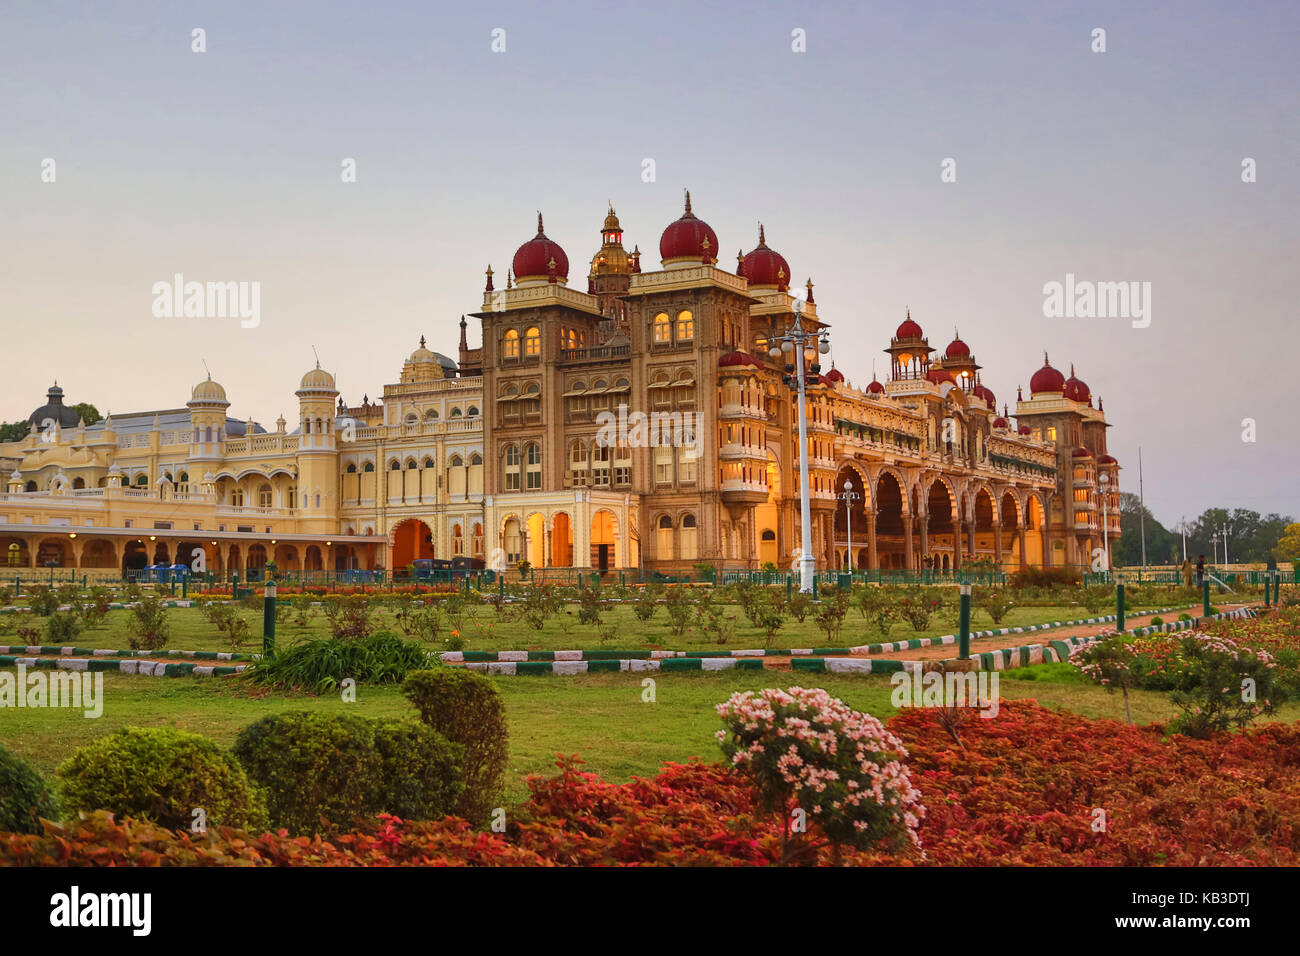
{"left": 5, "top": 699, "right": 1298, "bottom": 866}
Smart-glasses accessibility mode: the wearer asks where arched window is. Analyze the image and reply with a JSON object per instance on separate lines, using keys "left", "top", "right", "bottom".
{"left": 652, "top": 312, "right": 671, "bottom": 344}
{"left": 24, "top": 480, "right": 36, "bottom": 492}
{"left": 136, "top": 473, "right": 148, "bottom": 485}
{"left": 657, "top": 514, "right": 675, "bottom": 559}
{"left": 591, "top": 441, "right": 611, "bottom": 487}
{"left": 503, "top": 444, "right": 521, "bottom": 491}
{"left": 569, "top": 439, "right": 588, "bottom": 486}
{"left": 468, "top": 405, "right": 480, "bottom": 417}
{"left": 680, "top": 513, "right": 698, "bottom": 560}
{"left": 450, "top": 407, "right": 463, "bottom": 418}
{"left": 405, "top": 458, "right": 417, "bottom": 470}
{"left": 470, "top": 452, "right": 483, "bottom": 466}
{"left": 503, "top": 329, "right": 520, "bottom": 359}
{"left": 258, "top": 483, "right": 273, "bottom": 508}
{"left": 423, "top": 457, "right": 435, "bottom": 469}
{"left": 524, "top": 326, "right": 541, "bottom": 356}
{"left": 450, "top": 454, "right": 464, "bottom": 468}
{"left": 230, "top": 487, "right": 244, "bottom": 507}
{"left": 426, "top": 408, "right": 439, "bottom": 421}
{"left": 472, "top": 522, "right": 484, "bottom": 557}
{"left": 405, "top": 413, "right": 418, "bottom": 425}
{"left": 177, "top": 472, "right": 189, "bottom": 484}
{"left": 390, "top": 460, "right": 401, "bottom": 471}
{"left": 72, "top": 476, "right": 85, "bottom": 489}
{"left": 452, "top": 523, "right": 464, "bottom": 556}
{"left": 525, "top": 442, "right": 542, "bottom": 490}
{"left": 522, "top": 382, "right": 541, "bottom": 417}
{"left": 676, "top": 310, "right": 694, "bottom": 340}
{"left": 363, "top": 461, "right": 375, "bottom": 472}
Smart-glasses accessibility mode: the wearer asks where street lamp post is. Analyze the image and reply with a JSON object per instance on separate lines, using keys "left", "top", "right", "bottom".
{"left": 1211, "top": 532, "right": 1219, "bottom": 567}
{"left": 769, "top": 306, "right": 830, "bottom": 594}
{"left": 839, "top": 479, "right": 860, "bottom": 572}
{"left": 1098, "top": 472, "right": 1110, "bottom": 573}
{"left": 1221, "top": 522, "right": 1231, "bottom": 567}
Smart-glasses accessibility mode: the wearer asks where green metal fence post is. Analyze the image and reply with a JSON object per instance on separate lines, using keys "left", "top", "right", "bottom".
{"left": 1202, "top": 579, "right": 1211, "bottom": 618}
{"left": 262, "top": 576, "right": 277, "bottom": 658}
{"left": 958, "top": 584, "right": 971, "bottom": 659}
{"left": 1116, "top": 574, "right": 1125, "bottom": 632}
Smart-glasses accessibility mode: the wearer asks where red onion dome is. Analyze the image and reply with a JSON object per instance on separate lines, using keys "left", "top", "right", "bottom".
{"left": 659, "top": 191, "right": 719, "bottom": 264}
{"left": 971, "top": 383, "right": 995, "bottom": 406}
{"left": 992, "top": 416, "right": 1009, "bottom": 429}
{"left": 866, "top": 377, "right": 885, "bottom": 394}
{"left": 512, "top": 213, "right": 569, "bottom": 282}
{"left": 741, "top": 224, "right": 791, "bottom": 290}
{"left": 1097, "top": 454, "right": 1117, "bottom": 465}
{"left": 896, "top": 311, "right": 923, "bottom": 339}
{"left": 1018, "top": 424, "right": 1032, "bottom": 435}
{"left": 719, "top": 350, "right": 759, "bottom": 367}
{"left": 945, "top": 336, "right": 971, "bottom": 358}
{"left": 822, "top": 365, "right": 844, "bottom": 384}
{"left": 926, "top": 367, "right": 955, "bottom": 385}
{"left": 1029, "top": 354, "right": 1066, "bottom": 394}
{"left": 1063, "top": 364, "right": 1091, "bottom": 403}
{"left": 1072, "top": 447, "right": 1093, "bottom": 458}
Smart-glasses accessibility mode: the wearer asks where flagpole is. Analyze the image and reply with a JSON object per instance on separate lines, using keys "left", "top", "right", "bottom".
{"left": 1138, "top": 446, "right": 1147, "bottom": 567}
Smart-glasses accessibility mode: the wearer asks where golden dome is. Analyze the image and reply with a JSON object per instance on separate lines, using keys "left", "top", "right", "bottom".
{"left": 189, "top": 376, "right": 229, "bottom": 405}
{"left": 298, "top": 364, "right": 337, "bottom": 391}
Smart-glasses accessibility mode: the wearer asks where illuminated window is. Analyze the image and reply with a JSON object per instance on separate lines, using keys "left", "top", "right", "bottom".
{"left": 569, "top": 440, "right": 588, "bottom": 486}
{"left": 676, "top": 310, "right": 694, "bottom": 340}
{"left": 524, "top": 326, "right": 541, "bottom": 356}
{"left": 653, "top": 313, "right": 671, "bottom": 343}
{"left": 503, "top": 329, "right": 520, "bottom": 358}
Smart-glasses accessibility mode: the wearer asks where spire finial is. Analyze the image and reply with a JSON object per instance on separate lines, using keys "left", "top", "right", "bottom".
{"left": 1070, "top": 362, "right": 1076, "bottom": 376}
{"left": 419, "top": 335, "right": 426, "bottom": 348}
{"left": 1044, "top": 351, "right": 1050, "bottom": 365}
{"left": 312, "top": 344, "right": 320, "bottom": 369}
{"left": 537, "top": 211, "right": 544, "bottom": 236}
{"left": 683, "top": 189, "right": 692, "bottom": 215}
{"left": 759, "top": 223, "right": 766, "bottom": 245}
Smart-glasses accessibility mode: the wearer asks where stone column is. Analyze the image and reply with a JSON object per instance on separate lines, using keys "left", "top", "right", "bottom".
{"left": 953, "top": 520, "right": 962, "bottom": 571}
{"left": 918, "top": 517, "right": 929, "bottom": 569}
{"left": 903, "top": 518, "right": 914, "bottom": 571}
{"left": 866, "top": 510, "right": 877, "bottom": 570}
{"left": 993, "top": 523, "right": 1004, "bottom": 568}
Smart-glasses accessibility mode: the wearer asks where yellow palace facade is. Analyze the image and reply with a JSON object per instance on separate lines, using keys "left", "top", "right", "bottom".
{"left": 0, "top": 197, "right": 1120, "bottom": 578}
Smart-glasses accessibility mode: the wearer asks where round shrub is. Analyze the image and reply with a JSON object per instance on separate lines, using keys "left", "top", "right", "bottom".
{"left": 1179, "top": 613, "right": 1193, "bottom": 622}
{"left": 402, "top": 668, "right": 509, "bottom": 825}
{"left": 232, "top": 711, "right": 461, "bottom": 835}
{"left": 1148, "top": 616, "right": 1164, "bottom": 627}
{"left": 0, "top": 744, "right": 59, "bottom": 834}
{"left": 58, "top": 727, "right": 266, "bottom": 831}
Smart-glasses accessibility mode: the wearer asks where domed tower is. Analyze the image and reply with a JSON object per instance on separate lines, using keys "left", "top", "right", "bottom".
{"left": 186, "top": 374, "right": 230, "bottom": 462}
{"left": 295, "top": 363, "right": 340, "bottom": 532}
{"left": 740, "top": 225, "right": 791, "bottom": 293}
{"left": 937, "top": 330, "right": 981, "bottom": 389}
{"left": 512, "top": 213, "right": 569, "bottom": 288}
{"left": 885, "top": 310, "right": 933, "bottom": 381}
{"left": 588, "top": 203, "right": 633, "bottom": 317}
{"left": 27, "top": 382, "right": 82, "bottom": 439}
{"left": 659, "top": 190, "right": 719, "bottom": 269}
{"left": 400, "top": 336, "right": 457, "bottom": 384}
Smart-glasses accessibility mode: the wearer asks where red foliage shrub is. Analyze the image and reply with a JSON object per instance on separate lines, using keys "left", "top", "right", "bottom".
{"left": 4, "top": 701, "right": 1298, "bottom": 866}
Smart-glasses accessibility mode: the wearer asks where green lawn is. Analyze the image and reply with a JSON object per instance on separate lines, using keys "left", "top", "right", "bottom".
{"left": 0, "top": 599, "right": 1182, "bottom": 656}
{"left": 5, "top": 667, "right": 1293, "bottom": 803}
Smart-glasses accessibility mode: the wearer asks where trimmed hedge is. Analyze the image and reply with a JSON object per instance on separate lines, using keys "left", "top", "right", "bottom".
{"left": 402, "top": 668, "right": 508, "bottom": 825}
{"left": 57, "top": 727, "right": 266, "bottom": 832}
{"left": 232, "top": 712, "right": 462, "bottom": 835}
{"left": 0, "top": 744, "right": 59, "bottom": 834}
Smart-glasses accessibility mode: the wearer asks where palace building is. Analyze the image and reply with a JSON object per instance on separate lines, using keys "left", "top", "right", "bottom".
{"left": 0, "top": 196, "right": 1120, "bottom": 576}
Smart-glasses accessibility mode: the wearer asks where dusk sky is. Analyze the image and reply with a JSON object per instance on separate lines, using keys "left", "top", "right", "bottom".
{"left": 2, "top": 0, "right": 1296, "bottom": 525}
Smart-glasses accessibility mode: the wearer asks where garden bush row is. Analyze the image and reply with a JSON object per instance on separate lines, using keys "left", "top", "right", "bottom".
{"left": 1, "top": 666, "right": 508, "bottom": 836}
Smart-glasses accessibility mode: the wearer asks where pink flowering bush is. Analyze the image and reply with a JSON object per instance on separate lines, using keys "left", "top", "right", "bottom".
{"left": 1165, "top": 632, "right": 1285, "bottom": 738}
{"left": 716, "top": 686, "right": 924, "bottom": 862}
